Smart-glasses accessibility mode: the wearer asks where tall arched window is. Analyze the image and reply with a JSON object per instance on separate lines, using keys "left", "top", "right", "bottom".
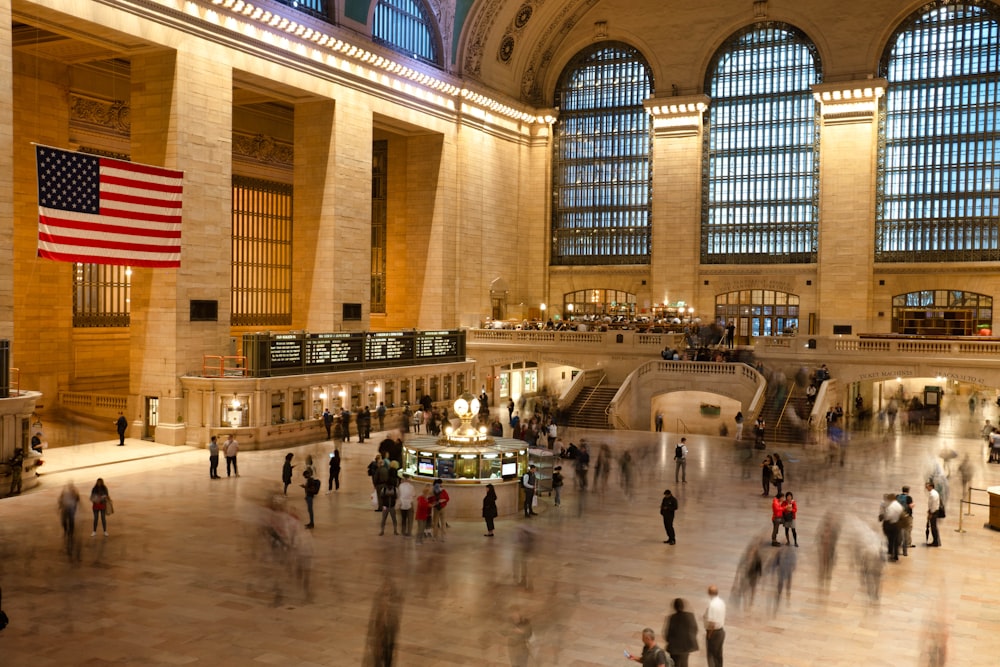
{"left": 876, "top": 1, "right": 1000, "bottom": 262}
{"left": 702, "top": 24, "right": 821, "bottom": 264}
{"left": 552, "top": 42, "right": 652, "bottom": 266}
{"left": 372, "top": 0, "right": 441, "bottom": 66}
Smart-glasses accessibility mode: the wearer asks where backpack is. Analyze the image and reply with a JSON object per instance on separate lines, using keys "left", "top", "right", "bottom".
{"left": 675, "top": 445, "right": 684, "bottom": 459}
{"left": 306, "top": 477, "right": 321, "bottom": 495}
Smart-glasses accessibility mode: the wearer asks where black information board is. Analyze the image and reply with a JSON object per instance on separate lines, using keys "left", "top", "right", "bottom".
{"left": 242, "top": 329, "right": 465, "bottom": 377}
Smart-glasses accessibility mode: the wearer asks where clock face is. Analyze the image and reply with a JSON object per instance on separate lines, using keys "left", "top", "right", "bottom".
{"left": 454, "top": 398, "right": 469, "bottom": 415}
{"left": 470, "top": 398, "right": 481, "bottom": 415}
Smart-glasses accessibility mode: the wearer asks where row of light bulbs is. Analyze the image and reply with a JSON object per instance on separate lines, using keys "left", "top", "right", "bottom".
{"left": 209, "top": 0, "right": 554, "bottom": 125}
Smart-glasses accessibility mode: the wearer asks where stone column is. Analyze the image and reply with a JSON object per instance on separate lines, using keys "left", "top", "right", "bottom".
{"left": 129, "top": 50, "right": 233, "bottom": 444}
{"left": 0, "top": 11, "right": 12, "bottom": 342}
{"left": 813, "top": 81, "right": 886, "bottom": 335}
{"left": 645, "top": 96, "right": 709, "bottom": 314}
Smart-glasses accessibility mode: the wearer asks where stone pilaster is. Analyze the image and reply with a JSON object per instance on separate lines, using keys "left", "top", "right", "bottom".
{"left": 813, "top": 80, "right": 886, "bottom": 335}
{"left": 129, "top": 50, "right": 233, "bottom": 443}
{"left": 645, "top": 96, "right": 709, "bottom": 312}
{"left": 0, "top": 9, "right": 12, "bottom": 342}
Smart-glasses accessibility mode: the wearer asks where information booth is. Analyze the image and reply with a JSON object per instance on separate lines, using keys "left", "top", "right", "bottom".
{"left": 401, "top": 393, "right": 528, "bottom": 519}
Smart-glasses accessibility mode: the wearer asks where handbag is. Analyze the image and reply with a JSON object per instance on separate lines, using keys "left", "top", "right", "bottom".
{"left": 936, "top": 505, "right": 945, "bottom": 519}
{"left": 105, "top": 497, "right": 115, "bottom": 515}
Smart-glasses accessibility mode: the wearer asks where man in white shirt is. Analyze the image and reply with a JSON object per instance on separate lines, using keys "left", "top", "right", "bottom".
{"left": 224, "top": 435, "right": 240, "bottom": 478}
{"left": 397, "top": 477, "right": 415, "bottom": 537}
{"left": 703, "top": 584, "right": 726, "bottom": 667}
{"left": 881, "top": 493, "right": 904, "bottom": 561}
{"left": 926, "top": 482, "right": 942, "bottom": 547}
{"left": 674, "top": 438, "right": 689, "bottom": 483}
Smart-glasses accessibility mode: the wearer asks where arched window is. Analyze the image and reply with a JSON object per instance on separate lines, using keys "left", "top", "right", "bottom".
{"left": 715, "top": 290, "right": 799, "bottom": 339}
{"left": 876, "top": 1, "right": 1000, "bottom": 262}
{"left": 563, "top": 289, "right": 637, "bottom": 319}
{"left": 552, "top": 42, "right": 652, "bottom": 266}
{"left": 372, "top": 0, "right": 440, "bottom": 66}
{"left": 892, "top": 290, "right": 992, "bottom": 335}
{"left": 702, "top": 24, "right": 821, "bottom": 264}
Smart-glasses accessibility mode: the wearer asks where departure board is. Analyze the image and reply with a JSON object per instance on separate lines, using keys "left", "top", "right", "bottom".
{"left": 365, "top": 332, "right": 414, "bottom": 364}
{"left": 306, "top": 333, "right": 363, "bottom": 367}
{"left": 269, "top": 334, "right": 303, "bottom": 368}
{"left": 242, "top": 329, "right": 465, "bottom": 377}
{"left": 416, "top": 330, "right": 461, "bottom": 359}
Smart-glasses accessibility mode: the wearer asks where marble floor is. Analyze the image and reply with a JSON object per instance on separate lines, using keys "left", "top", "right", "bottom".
{"left": 1, "top": 407, "right": 999, "bottom": 666}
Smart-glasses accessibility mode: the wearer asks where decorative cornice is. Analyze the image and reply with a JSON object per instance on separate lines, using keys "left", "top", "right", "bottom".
{"left": 69, "top": 93, "right": 131, "bottom": 136}
{"left": 232, "top": 132, "right": 294, "bottom": 169}
{"left": 463, "top": 0, "right": 506, "bottom": 77}
{"left": 812, "top": 80, "right": 887, "bottom": 125}
{"left": 644, "top": 95, "right": 710, "bottom": 137}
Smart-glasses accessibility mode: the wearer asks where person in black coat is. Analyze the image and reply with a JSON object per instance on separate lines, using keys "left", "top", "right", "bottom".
{"left": 328, "top": 449, "right": 341, "bottom": 492}
{"left": 281, "top": 453, "right": 295, "bottom": 495}
{"left": 482, "top": 484, "right": 498, "bottom": 537}
{"left": 663, "top": 597, "right": 699, "bottom": 667}
{"left": 660, "top": 489, "right": 678, "bottom": 545}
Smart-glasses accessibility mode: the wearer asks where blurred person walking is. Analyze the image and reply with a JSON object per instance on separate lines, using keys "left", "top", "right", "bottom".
{"left": 663, "top": 598, "right": 699, "bottom": 667}
{"left": 58, "top": 482, "right": 80, "bottom": 555}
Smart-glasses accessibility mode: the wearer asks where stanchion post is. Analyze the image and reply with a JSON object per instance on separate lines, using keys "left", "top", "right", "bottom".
{"left": 965, "top": 485, "right": 974, "bottom": 517}
{"left": 956, "top": 498, "right": 965, "bottom": 533}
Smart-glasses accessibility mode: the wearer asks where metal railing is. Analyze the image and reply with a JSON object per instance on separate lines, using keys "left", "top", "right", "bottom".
{"left": 203, "top": 355, "right": 248, "bottom": 378}
{"left": 956, "top": 486, "right": 998, "bottom": 534}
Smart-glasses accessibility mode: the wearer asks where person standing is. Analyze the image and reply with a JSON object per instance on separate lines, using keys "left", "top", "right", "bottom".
{"left": 926, "top": 481, "right": 942, "bottom": 547}
{"left": 322, "top": 408, "right": 334, "bottom": 440}
{"left": 664, "top": 597, "right": 699, "bottom": 667}
{"left": 625, "top": 627, "right": 670, "bottom": 667}
{"left": 725, "top": 321, "right": 736, "bottom": 348}
{"left": 897, "top": 485, "right": 915, "bottom": 555}
{"left": 660, "top": 489, "right": 678, "bottom": 545}
{"left": 482, "top": 484, "right": 498, "bottom": 537}
{"left": 115, "top": 411, "right": 127, "bottom": 446}
{"left": 208, "top": 435, "right": 220, "bottom": 479}
{"left": 552, "top": 466, "right": 564, "bottom": 507}
{"left": 376, "top": 401, "right": 386, "bottom": 432}
{"left": 703, "top": 585, "right": 726, "bottom": 667}
{"left": 655, "top": 412, "right": 664, "bottom": 433}
{"left": 782, "top": 492, "right": 798, "bottom": 547}
{"left": 90, "top": 478, "right": 111, "bottom": 537}
{"left": 734, "top": 411, "right": 744, "bottom": 441}
{"left": 507, "top": 398, "right": 515, "bottom": 424}
{"left": 880, "top": 492, "right": 904, "bottom": 561}
{"left": 432, "top": 478, "right": 450, "bottom": 540}
{"left": 674, "top": 438, "right": 688, "bottom": 484}
{"left": 771, "top": 453, "right": 784, "bottom": 495}
{"left": 760, "top": 455, "right": 773, "bottom": 496}
{"left": 282, "top": 453, "right": 295, "bottom": 495}
{"left": 7, "top": 449, "right": 23, "bottom": 496}
{"left": 328, "top": 449, "right": 341, "bottom": 493}
{"left": 301, "top": 469, "right": 319, "bottom": 529}
{"left": 378, "top": 479, "right": 398, "bottom": 536}
{"left": 770, "top": 492, "right": 784, "bottom": 547}
{"left": 415, "top": 486, "right": 433, "bottom": 543}
{"left": 398, "top": 476, "right": 415, "bottom": 536}
{"left": 224, "top": 435, "right": 240, "bottom": 477}
{"left": 341, "top": 407, "right": 351, "bottom": 443}
{"left": 522, "top": 464, "right": 538, "bottom": 517}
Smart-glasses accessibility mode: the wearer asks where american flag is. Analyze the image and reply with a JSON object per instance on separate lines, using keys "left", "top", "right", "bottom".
{"left": 36, "top": 145, "right": 184, "bottom": 268}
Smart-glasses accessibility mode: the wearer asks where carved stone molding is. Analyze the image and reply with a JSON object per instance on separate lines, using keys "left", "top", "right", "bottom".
{"left": 496, "top": 1, "right": 547, "bottom": 67}
{"left": 69, "top": 93, "right": 130, "bottom": 137}
{"left": 232, "top": 132, "right": 294, "bottom": 170}
{"left": 426, "top": 0, "right": 455, "bottom": 67}
{"left": 464, "top": 0, "right": 506, "bottom": 77}
{"left": 519, "top": 0, "right": 600, "bottom": 105}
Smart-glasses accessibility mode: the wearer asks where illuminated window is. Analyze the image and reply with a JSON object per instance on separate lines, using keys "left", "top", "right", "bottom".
{"left": 876, "top": 1, "right": 1000, "bottom": 262}
{"left": 373, "top": 0, "right": 440, "bottom": 66}
{"left": 702, "top": 24, "right": 821, "bottom": 264}
{"left": 231, "top": 176, "right": 293, "bottom": 327}
{"left": 73, "top": 263, "right": 131, "bottom": 328}
{"left": 715, "top": 290, "right": 800, "bottom": 338}
{"left": 371, "top": 140, "right": 388, "bottom": 314}
{"left": 273, "top": 0, "right": 331, "bottom": 22}
{"left": 563, "top": 289, "right": 637, "bottom": 318}
{"left": 552, "top": 42, "right": 652, "bottom": 266}
{"left": 892, "top": 290, "right": 992, "bottom": 335}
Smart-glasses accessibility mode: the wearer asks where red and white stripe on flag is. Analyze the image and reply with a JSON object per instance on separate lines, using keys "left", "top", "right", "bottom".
{"left": 36, "top": 145, "right": 184, "bottom": 268}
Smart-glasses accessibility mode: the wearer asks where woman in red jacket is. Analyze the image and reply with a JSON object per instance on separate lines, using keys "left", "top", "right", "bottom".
{"left": 782, "top": 492, "right": 798, "bottom": 546}
{"left": 415, "top": 486, "right": 433, "bottom": 544}
{"left": 770, "top": 492, "right": 784, "bottom": 546}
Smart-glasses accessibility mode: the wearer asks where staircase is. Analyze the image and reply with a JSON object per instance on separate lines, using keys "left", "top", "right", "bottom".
{"left": 564, "top": 386, "right": 619, "bottom": 430}
{"left": 756, "top": 383, "right": 811, "bottom": 445}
